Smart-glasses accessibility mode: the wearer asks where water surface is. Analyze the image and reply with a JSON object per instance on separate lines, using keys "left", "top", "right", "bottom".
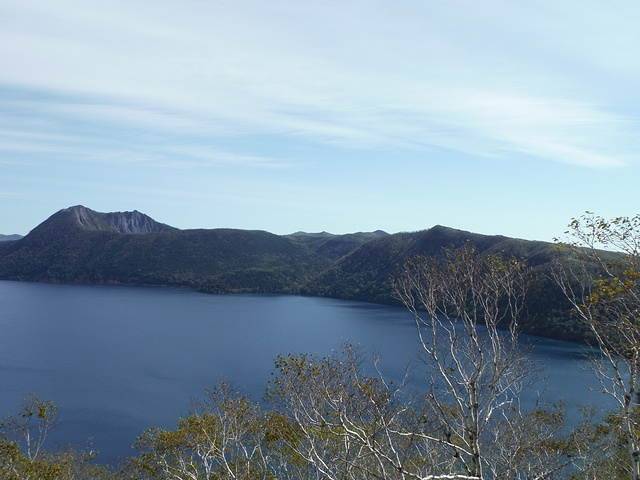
{"left": 0, "top": 280, "right": 610, "bottom": 464}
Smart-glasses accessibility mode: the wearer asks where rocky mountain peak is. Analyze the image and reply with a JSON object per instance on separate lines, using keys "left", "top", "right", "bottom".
{"left": 65, "top": 205, "right": 177, "bottom": 234}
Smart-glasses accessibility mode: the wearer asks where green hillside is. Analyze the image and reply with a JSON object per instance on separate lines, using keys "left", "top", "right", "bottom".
{"left": 0, "top": 206, "right": 590, "bottom": 342}
{"left": 301, "top": 225, "right": 586, "bottom": 341}
{"left": 285, "top": 230, "right": 389, "bottom": 261}
{"left": 303, "top": 225, "right": 556, "bottom": 302}
{"left": 0, "top": 207, "right": 328, "bottom": 294}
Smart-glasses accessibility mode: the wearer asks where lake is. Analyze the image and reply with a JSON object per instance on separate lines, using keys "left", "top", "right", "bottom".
{"left": 0, "top": 280, "right": 612, "bottom": 465}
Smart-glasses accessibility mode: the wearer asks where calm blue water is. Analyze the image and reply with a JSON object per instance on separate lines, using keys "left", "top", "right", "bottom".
{"left": 0, "top": 280, "right": 611, "bottom": 465}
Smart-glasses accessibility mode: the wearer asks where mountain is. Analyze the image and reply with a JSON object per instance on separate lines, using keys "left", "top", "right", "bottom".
{"left": 285, "top": 230, "right": 389, "bottom": 261}
{"left": 0, "top": 234, "right": 23, "bottom": 242}
{"left": 304, "top": 225, "right": 558, "bottom": 302}
{"left": 0, "top": 206, "right": 328, "bottom": 293}
{"left": 301, "top": 225, "right": 581, "bottom": 340}
{"left": 0, "top": 206, "right": 586, "bottom": 342}
{"left": 65, "top": 205, "right": 176, "bottom": 234}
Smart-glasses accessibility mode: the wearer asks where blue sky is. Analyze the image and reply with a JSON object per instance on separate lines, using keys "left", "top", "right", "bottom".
{"left": 1, "top": 0, "right": 639, "bottom": 241}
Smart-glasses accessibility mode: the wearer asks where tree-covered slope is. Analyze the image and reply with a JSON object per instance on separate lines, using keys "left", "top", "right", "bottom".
{"left": 0, "top": 234, "right": 23, "bottom": 242}
{"left": 285, "top": 230, "right": 389, "bottom": 262}
{"left": 301, "top": 225, "right": 536, "bottom": 302}
{"left": 0, "top": 206, "right": 595, "bottom": 341}
{"left": 302, "top": 225, "right": 585, "bottom": 341}
{"left": 0, "top": 206, "right": 329, "bottom": 293}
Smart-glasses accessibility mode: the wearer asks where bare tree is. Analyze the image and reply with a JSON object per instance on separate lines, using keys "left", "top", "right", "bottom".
{"left": 268, "top": 344, "right": 399, "bottom": 480}
{"left": 392, "top": 244, "right": 557, "bottom": 480}
{"left": 0, "top": 394, "right": 113, "bottom": 480}
{"left": 0, "top": 394, "right": 59, "bottom": 480}
{"left": 131, "top": 244, "right": 571, "bottom": 480}
{"left": 133, "top": 382, "right": 271, "bottom": 480}
{"left": 483, "top": 401, "right": 568, "bottom": 480}
{"left": 268, "top": 245, "right": 569, "bottom": 480}
{"left": 266, "top": 343, "right": 462, "bottom": 480}
{"left": 552, "top": 213, "right": 640, "bottom": 480}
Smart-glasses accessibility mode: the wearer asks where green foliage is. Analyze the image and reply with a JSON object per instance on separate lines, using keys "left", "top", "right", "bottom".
{"left": 0, "top": 394, "right": 114, "bottom": 480}
{"left": 0, "top": 210, "right": 330, "bottom": 294}
{"left": 554, "top": 212, "right": 640, "bottom": 480}
{"left": 130, "top": 381, "right": 281, "bottom": 480}
{"left": 285, "top": 230, "right": 389, "bottom": 262}
{"left": 2, "top": 366, "right": 637, "bottom": 479}
{"left": 5, "top": 211, "right": 640, "bottom": 478}
{"left": 564, "top": 406, "right": 640, "bottom": 480}
{"left": 0, "top": 208, "right": 620, "bottom": 345}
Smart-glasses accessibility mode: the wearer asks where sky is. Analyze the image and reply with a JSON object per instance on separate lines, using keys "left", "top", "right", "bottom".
{"left": 1, "top": 0, "right": 639, "bottom": 241}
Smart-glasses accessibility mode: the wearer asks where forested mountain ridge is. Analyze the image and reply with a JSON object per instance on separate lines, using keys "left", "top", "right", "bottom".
{"left": 285, "top": 229, "right": 389, "bottom": 261}
{"left": 0, "top": 233, "right": 23, "bottom": 242}
{"left": 0, "top": 206, "right": 330, "bottom": 293}
{"left": 302, "top": 225, "right": 583, "bottom": 340}
{"left": 0, "top": 206, "right": 585, "bottom": 341}
{"left": 303, "top": 224, "right": 559, "bottom": 304}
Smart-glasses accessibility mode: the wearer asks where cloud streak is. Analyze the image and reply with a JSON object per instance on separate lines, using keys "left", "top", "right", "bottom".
{"left": 2, "top": 0, "right": 639, "bottom": 170}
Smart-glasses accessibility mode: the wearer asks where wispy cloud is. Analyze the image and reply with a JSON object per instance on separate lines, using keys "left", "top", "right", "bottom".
{"left": 1, "top": 0, "right": 639, "bottom": 171}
